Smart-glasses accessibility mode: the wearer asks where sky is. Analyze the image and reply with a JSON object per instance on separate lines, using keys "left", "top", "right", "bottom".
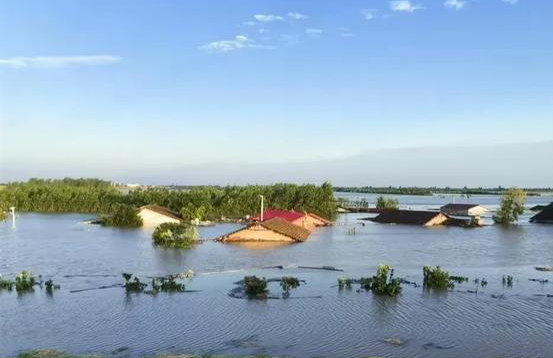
{"left": 0, "top": 0, "right": 552, "bottom": 186}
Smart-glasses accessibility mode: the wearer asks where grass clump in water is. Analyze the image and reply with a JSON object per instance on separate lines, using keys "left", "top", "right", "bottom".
{"left": 152, "top": 223, "right": 198, "bottom": 248}
{"left": 360, "top": 264, "right": 402, "bottom": 297}
{"left": 244, "top": 276, "right": 267, "bottom": 298}
{"left": 151, "top": 275, "right": 186, "bottom": 293}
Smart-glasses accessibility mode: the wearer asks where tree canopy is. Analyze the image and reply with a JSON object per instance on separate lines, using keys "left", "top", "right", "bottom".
{"left": 493, "top": 188, "right": 527, "bottom": 225}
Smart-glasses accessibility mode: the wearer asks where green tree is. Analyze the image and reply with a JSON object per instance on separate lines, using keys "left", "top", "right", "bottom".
{"left": 493, "top": 188, "right": 526, "bottom": 225}
{"left": 376, "top": 196, "right": 399, "bottom": 210}
{"left": 152, "top": 222, "right": 198, "bottom": 248}
{"left": 102, "top": 205, "right": 143, "bottom": 227}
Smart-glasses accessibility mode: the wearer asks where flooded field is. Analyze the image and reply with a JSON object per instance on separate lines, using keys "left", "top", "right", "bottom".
{"left": 1, "top": 194, "right": 553, "bottom": 358}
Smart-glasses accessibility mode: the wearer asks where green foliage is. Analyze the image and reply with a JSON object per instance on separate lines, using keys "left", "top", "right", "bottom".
{"left": 0, "top": 277, "right": 14, "bottom": 291}
{"left": 122, "top": 273, "right": 147, "bottom": 293}
{"left": 0, "top": 209, "right": 6, "bottom": 221}
{"left": 337, "top": 277, "right": 353, "bottom": 289}
{"left": 152, "top": 223, "right": 198, "bottom": 248}
{"left": 151, "top": 275, "right": 186, "bottom": 293}
{"left": 360, "top": 264, "right": 402, "bottom": 296}
{"left": 493, "top": 188, "right": 527, "bottom": 225}
{"left": 15, "top": 270, "right": 36, "bottom": 292}
{"left": 375, "top": 196, "right": 399, "bottom": 210}
{"left": 423, "top": 265, "right": 453, "bottom": 290}
{"left": 280, "top": 276, "right": 300, "bottom": 296}
{"left": 244, "top": 276, "right": 268, "bottom": 298}
{"left": 0, "top": 178, "right": 336, "bottom": 221}
{"left": 101, "top": 205, "right": 143, "bottom": 227}
{"left": 44, "top": 279, "right": 59, "bottom": 294}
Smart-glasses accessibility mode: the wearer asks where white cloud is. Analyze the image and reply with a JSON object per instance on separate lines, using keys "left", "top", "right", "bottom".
{"left": 0, "top": 55, "right": 121, "bottom": 69}
{"left": 287, "top": 12, "right": 308, "bottom": 20}
{"left": 502, "top": 0, "right": 518, "bottom": 4}
{"left": 390, "top": 0, "right": 424, "bottom": 12}
{"left": 444, "top": 0, "right": 466, "bottom": 10}
{"left": 253, "top": 14, "right": 284, "bottom": 22}
{"left": 337, "top": 27, "right": 354, "bottom": 38}
{"left": 200, "top": 35, "right": 271, "bottom": 53}
{"left": 243, "top": 21, "right": 256, "bottom": 26}
{"left": 361, "top": 9, "right": 376, "bottom": 20}
{"left": 305, "top": 28, "right": 323, "bottom": 38}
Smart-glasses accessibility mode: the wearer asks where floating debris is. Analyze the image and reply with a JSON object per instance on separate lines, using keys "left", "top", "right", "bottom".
{"left": 423, "top": 342, "right": 454, "bottom": 350}
{"left": 491, "top": 294, "right": 506, "bottom": 299}
{"left": 529, "top": 278, "right": 549, "bottom": 284}
{"left": 535, "top": 266, "right": 553, "bottom": 272}
{"left": 383, "top": 337, "right": 405, "bottom": 346}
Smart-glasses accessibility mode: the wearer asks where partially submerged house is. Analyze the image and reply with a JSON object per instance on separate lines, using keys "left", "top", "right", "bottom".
{"left": 217, "top": 217, "right": 311, "bottom": 243}
{"left": 440, "top": 204, "right": 488, "bottom": 217}
{"left": 138, "top": 205, "right": 182, "bottom": 227}
{"left": 371, "top": 210, "right": 449, "bottom": 226}
{"left": 530, "top": 203, "right": 553, "bottom": 224}
{"left": 250, "top": 209, "right": 332, "bottom": 231}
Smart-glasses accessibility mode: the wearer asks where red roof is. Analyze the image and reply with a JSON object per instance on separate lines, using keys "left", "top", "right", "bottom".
{"left": 250, "top": 209, "right": 304, "bottom": 223}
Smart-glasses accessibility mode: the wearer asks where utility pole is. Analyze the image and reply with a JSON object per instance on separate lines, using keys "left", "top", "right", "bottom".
{"left": 10, "top": 206, "right": 15, "bottom": 228}
{"left": 259, "top": 195, "right": 264, "bottom": 221}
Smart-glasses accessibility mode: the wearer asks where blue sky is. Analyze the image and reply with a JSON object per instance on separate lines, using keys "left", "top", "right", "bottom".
{"left": 0, "top": 0, "right": 552, "bottom": 186}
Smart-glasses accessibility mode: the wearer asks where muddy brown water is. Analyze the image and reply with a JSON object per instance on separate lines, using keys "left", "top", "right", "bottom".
{"left": 1, "top": 193, "right": 553, "bottom": 358}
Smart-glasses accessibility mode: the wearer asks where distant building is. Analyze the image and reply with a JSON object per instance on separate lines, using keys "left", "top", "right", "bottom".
{"left": 440, "top": 204, "right": 488, "bottom": 217}
{"left": 138, "top": 205, "right": 181, "bottom": 227}
{"left": 217, "top": 217, "right": 311, "bottom": 243}
{"left": 371, "top": 210, "right": 449, "bottom": 226}
{"left": 250, "top": 209, "right": 332, "bottom": 231}
{"left": 530, "top": 203, "right": 553, "bottom": 224}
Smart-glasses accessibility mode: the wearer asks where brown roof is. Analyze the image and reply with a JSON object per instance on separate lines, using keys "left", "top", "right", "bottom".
{"left": 217, "top": 217, "right": 311, "bottom": 242}
{"left": 440, "top": 204, "right": 481, "bottom": 211}
{"left": 530, "top": 203, "right": 553, "bottom": 223}
{"left": 260, "top": 218, "right": 311, "bottom": 242}
{"left": 371, "top": 210, "right": 446, "bottom": 225}
{"left": 140, "top": 204, "right": 182, "bottom": 221}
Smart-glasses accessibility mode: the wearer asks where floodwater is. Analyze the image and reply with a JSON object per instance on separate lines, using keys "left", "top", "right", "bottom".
{"left": 1, "top": 193, "right": 553, "bottom": 358}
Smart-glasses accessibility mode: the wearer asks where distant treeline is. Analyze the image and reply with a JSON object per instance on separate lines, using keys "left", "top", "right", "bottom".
{"left": 334, "top": 186, "right": 551, "bottom": 196}
{"left": 0, "top": 178, "right": 336, "bottom": 220}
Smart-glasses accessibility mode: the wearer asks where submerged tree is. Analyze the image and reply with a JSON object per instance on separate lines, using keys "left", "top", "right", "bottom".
{"left": 152, "top": 222, "right": 198, "bottom": 248}
{"left": 493, "top": 188, "right": 526, "bottom": 225}
{"left": 102, "top": 205, "right": 143, "bottom": 227}
{"left": 360, "top": 264, "right": 402, "bottom": 296}
{"left": 376, "top": 196, "right": 399, "bottom": 210}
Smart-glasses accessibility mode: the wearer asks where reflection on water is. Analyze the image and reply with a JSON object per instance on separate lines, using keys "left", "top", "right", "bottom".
{"left": 1, "top": 194, "right": 553, "bottom": 358}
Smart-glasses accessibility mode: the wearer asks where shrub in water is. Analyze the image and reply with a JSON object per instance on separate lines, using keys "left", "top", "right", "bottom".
{"left": 44, "top": 279, "right": 60, "bottom": 294}
{"left": 0, "top": 277, "right": 14, "bottom": 291}
{"left": 15, "top": 271, "right": 36, "bottom": 292}
{"left": 151, "top": 275, "right": 185, "bottom": 293}
{"left": 122, "top": 273, "right": 147, "bottom": 293}
{"left": 337, "top": 277, "right": 353, "bottom": 289}
{"left": 423, "top": 265, "right": 453, "bottom": 290}
{"left": 102, "top": 205, "right": 143, "bottom": 227}
{"left": 280, "top": 276, "right": 300, "bottom": 297}
{"left": 244, "top": 276, "right": 267, "bottom": 298}
{"left": 360, "top": 264, "right": 402, "bottom": 296}
{"left": 152, "top": 223, "right": 198, "bottom": 248}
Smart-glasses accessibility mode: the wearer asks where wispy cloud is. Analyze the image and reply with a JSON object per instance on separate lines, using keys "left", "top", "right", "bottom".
{"left": 444, "top": 0, "right": 466, "bottom": 10}
{"left": 390, "top": 0, "right": 424, "bottom": 12}
{"left": 0, "top": 55, "right": 121, "bottom": 69}
{"left": 200, "top": 35, "right": 271, "bottom": 53}
{"left": 361, "top": 9, "right": 377, "bottom": 20}
{"left": 305, "top": 28, "right": 323, "bottom": 38}
{"left": 502, "top": 0, "right": 518, "bottom": 4}
{"left": 253, "top": 14, "right": 284, "bottom": 22}
{"left": 337, "top": 27, "right": 354, "bottom": 38}
{"left": 287, "top": 12, "right": 308, "bottom": 20}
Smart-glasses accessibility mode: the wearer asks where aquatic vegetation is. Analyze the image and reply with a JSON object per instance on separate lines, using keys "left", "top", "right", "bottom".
{"left": 15, "top": 271, "right": 36, "bottom": 292}
{"left": 244, "top": 276, "right": 268, "bottom": 298}
{"left": 102, "top": 205, "right": 143, "bottom": 227}
{"left": 337, "top": 277, "right": 353, "bottom": 289}
{"left": 423, "top": 266, "right": 453, "bottom": 290}
{"left": 449, "top": 275, "right": 469, "bottom": 284}
{"left": 376, "top": 196, "right": 399, "bottom": 210}
{"left": 122, "top": 273, "right": 147, "bottom": 293}
{"left": 152, "top": 223, "right": 198, "bottom": 248}
{"left": 360, "top": 264, "right": 402, "bottom": 296}
{"left": 0, "top": 277, "right": 14, "bottom": 291}
{"left": 151, "top": 275, "right": 185, "bottom": 293}
{"left": 503, "top": 275, "right": 514, "bottom": 287}
{"left": 280, "top": 276, "right": 300, "bottom": 297}
{"left": 44, "top": 279, "right": 60, "bottom": 294}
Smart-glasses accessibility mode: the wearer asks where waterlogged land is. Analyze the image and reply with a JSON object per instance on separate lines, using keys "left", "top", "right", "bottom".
{"left": 2, "top": 194, "right": 553, "bottom": 358}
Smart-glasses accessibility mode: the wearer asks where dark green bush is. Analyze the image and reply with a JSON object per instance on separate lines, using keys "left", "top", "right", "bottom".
{"left": 280, "top": 276, "right": 300, "bottom": 296}
{"left": 244, "top": 276, "right": 267, "bottom": 298}
{"left": 122, "top": 273, "right": 147, "bottom": 293}
{"left": 15, "top": 271, "right": 36, "bottom": 292}
{"left": 423, "top": 265, "right": 453, "bottom": 290}
{"left": 151, "top": 275, "right": 185, "bottom": 293}
{"left": 102, "top": 205, "right": 143, "bottom": 227}
{"left": 152, "top": 223, "right": 198, "bottom": 248}
{"left": 360, "top": 265, "right": 402, "bottom": 296}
